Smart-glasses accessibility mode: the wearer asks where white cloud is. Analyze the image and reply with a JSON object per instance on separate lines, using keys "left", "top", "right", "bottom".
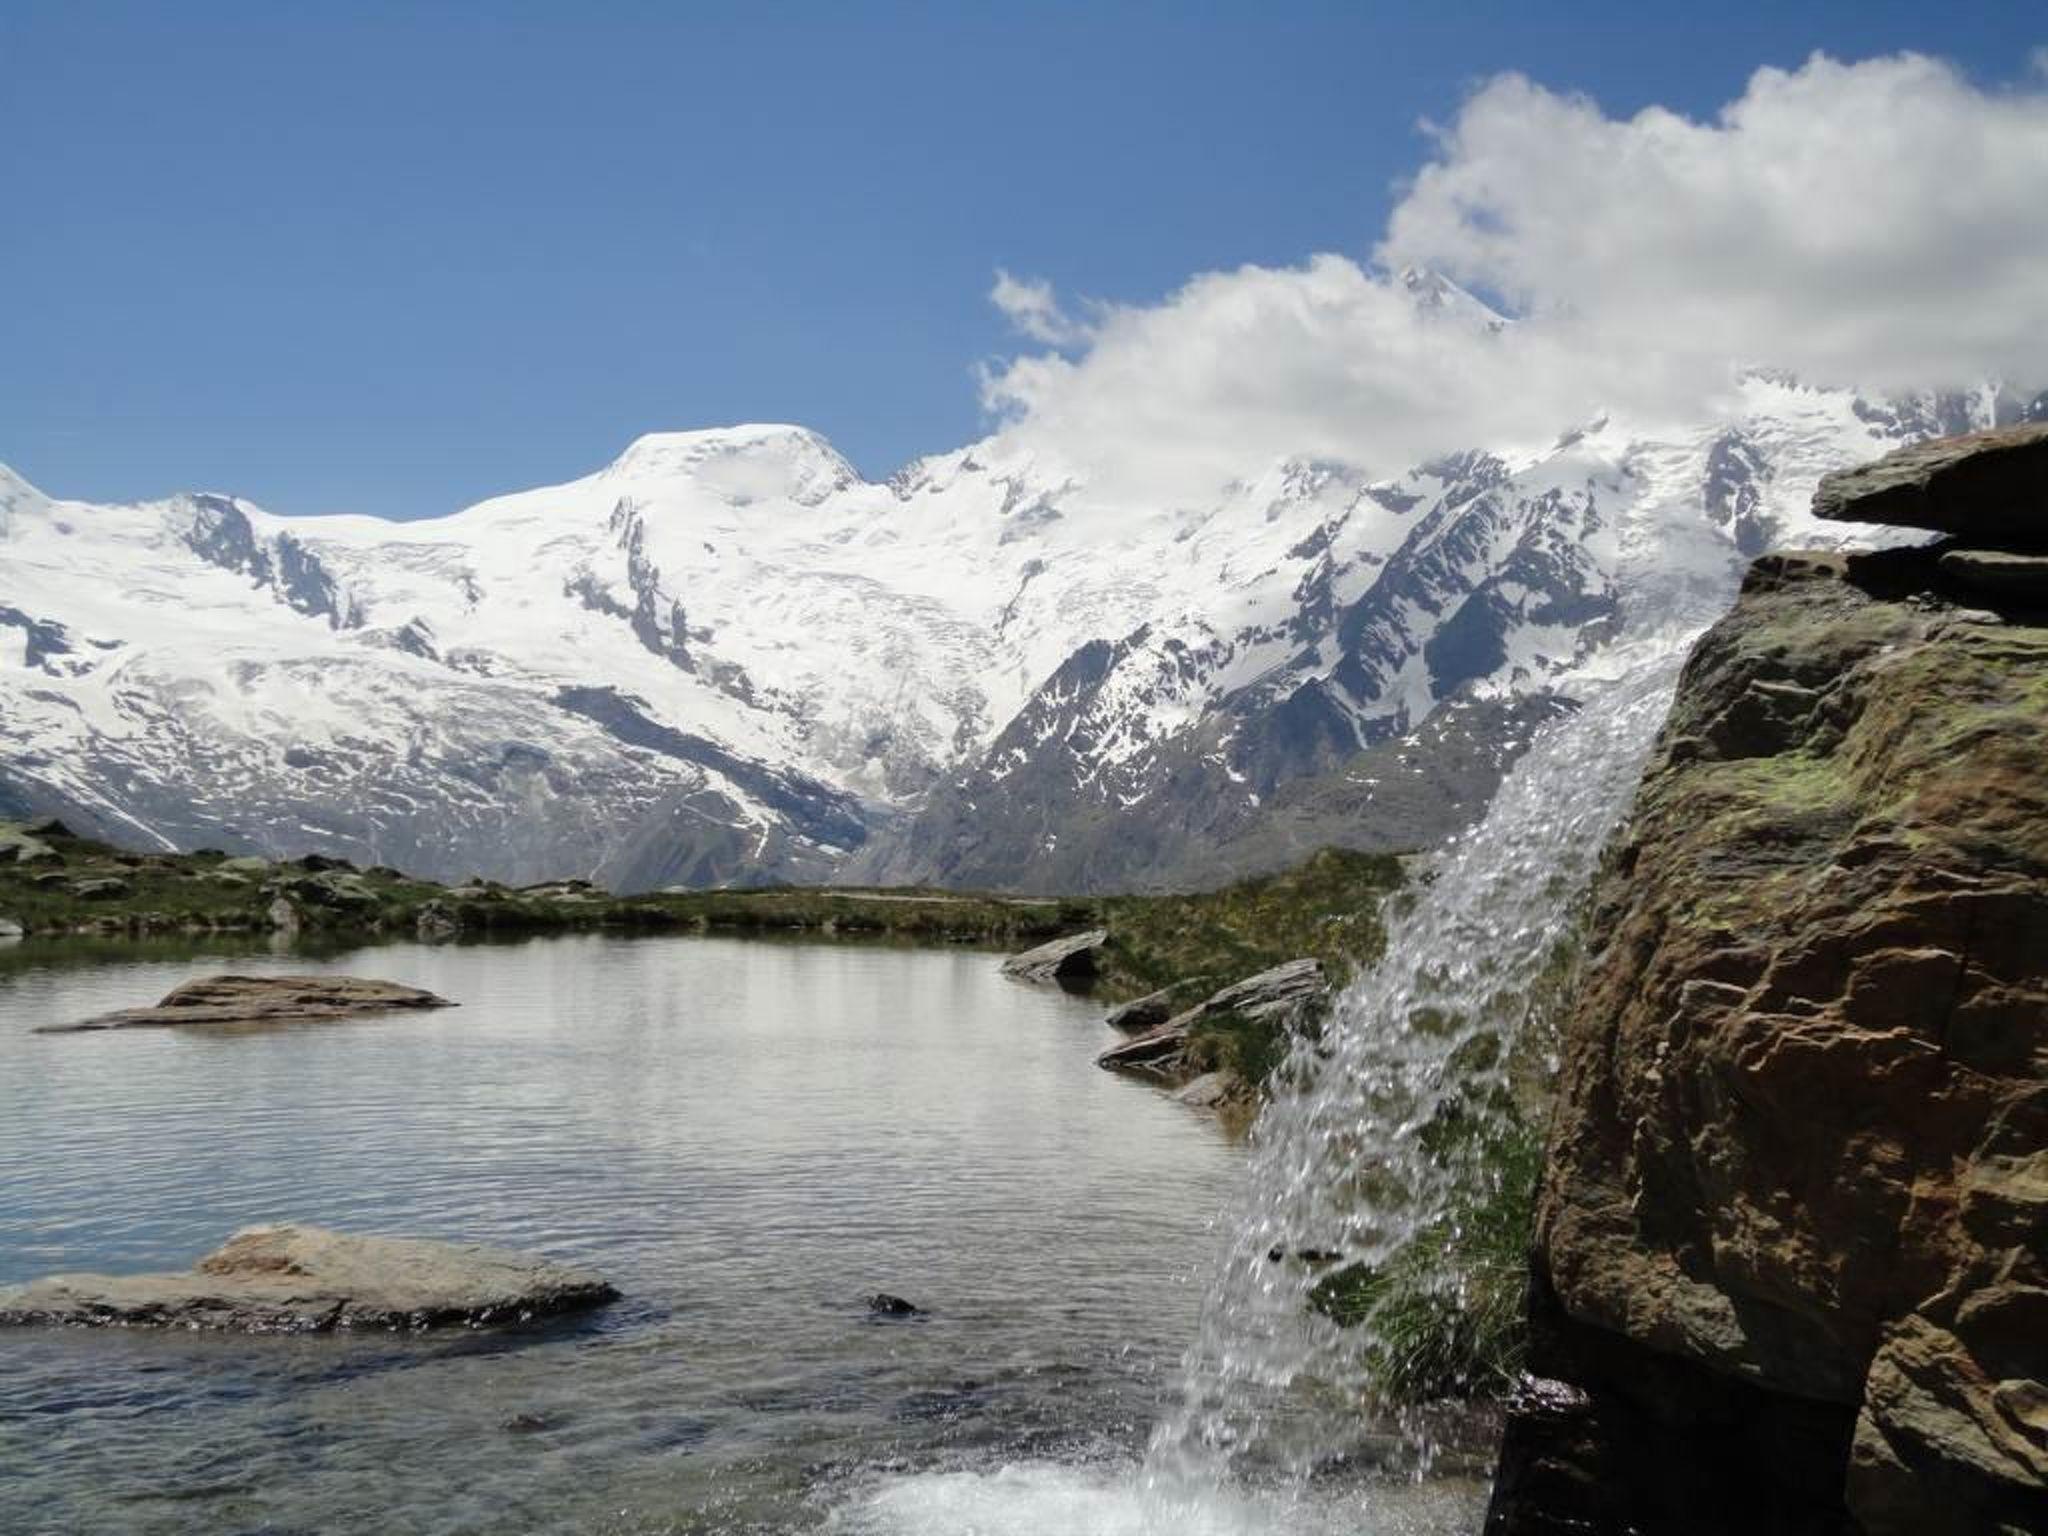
{"left": 990, "top": 269, "right": 1091, "bottom": 347}
{"left": 983, "top": 53, "right": 2048, "bottom": 504}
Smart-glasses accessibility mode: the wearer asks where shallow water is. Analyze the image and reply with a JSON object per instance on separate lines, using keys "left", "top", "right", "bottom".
{"left": 0, "top": 933, "right": 1483, "bottom": 1534}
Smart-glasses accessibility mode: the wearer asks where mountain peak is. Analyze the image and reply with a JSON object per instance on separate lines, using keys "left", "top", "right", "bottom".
{"left": 1397, "top": 266, "right": 1510, "bottom": 332}
{"left": 602, "top": 424, "right": 863, "bottom": 507}
{"left": 0, "top": 461, "right": 51, "bottom": 520}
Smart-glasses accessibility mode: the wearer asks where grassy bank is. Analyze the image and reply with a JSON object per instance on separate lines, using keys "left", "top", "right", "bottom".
{"left": 0, "top": 819, "right": 1400, "bottom": 970}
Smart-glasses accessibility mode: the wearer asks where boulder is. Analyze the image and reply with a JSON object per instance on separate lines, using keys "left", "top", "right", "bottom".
{"left": 0, "top": 914, "right": 21, "bottom": 939}
{"left": 867, "top": 1292, "right": 922, "bottom": 1318}
{"left": 277, "top": 870, "right": 379, "bottom": 911}
{"left": 1813, "top": 421, "right": 2048, "bottom": 544}
{"left": 1000, "top": 928, "right": 1108, "bottom": 987}
{"left": 69, "top": 876, "right": 129, "bottom": 900}
{"left": 39, "top": 974, "right": 456, "bottom": 1034}
{"left": 1172, "top": 1070, "right": 1242, "bottom": 1109}
{"left": 1486, "top": 543, "right": 2048, "bottom": 1535}
{"left": 415, "top": 899, "right": 461, "bottom": 941}
{"left": 1103, "top": 987, "right": 1178, "bottom": 1033}
{"left": 0, "top": 1224, "right": 616, "bottom": 1332}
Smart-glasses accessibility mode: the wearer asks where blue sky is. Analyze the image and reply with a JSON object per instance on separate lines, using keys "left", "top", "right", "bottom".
{"left": 2, "top": 1, "right": 2042, "bottom": 519}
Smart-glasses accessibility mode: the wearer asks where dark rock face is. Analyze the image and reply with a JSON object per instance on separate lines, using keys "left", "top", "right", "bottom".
{"left": 40, "top": 974, "right": 455, "bottom": 1033}
{"left": 1486, "top": 536, "right": 2048, "bottom": 1533}
{"left": 0, "top": 1224, "right": 617, "bottom": 1332}
{"left": 1813, "top": 421, "right": 2048, "bottom": 544}
{"left": 999, "top": 929, "right": 1108, "bottom": 987}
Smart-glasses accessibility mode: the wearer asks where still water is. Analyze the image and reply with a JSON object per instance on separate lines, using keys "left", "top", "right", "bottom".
{"left": 0, "top": 934, "right": 1483, "bottom": 1535}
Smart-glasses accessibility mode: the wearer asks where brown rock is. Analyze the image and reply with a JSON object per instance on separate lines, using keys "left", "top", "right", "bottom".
{"left": 1487, "top": 541, "right": 2048, "bottom": 1534}
{"left": 38, "top": 973, "right": 456, "bottom": 1034}
{"left": 1812, "top": 421, "right": 2048, "bottom": 544}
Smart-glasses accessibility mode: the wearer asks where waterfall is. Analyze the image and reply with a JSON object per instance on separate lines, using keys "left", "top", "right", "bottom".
{"left": 1146, "top": 634, "right": 1700, "bottom": 1493}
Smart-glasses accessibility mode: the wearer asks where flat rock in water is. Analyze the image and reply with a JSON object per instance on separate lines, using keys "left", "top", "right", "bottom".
{"left": 1000, "top": 928, "right": 1108, "bottom": 986}
{"left": 39, "top": 974, "right": 455, "bottom": 1034}
{"left": 0, "top": 1224, "right": 618, "bottom": 1332}
{"left": 1812, "top": 422, "right": 2048, "bottom": 544}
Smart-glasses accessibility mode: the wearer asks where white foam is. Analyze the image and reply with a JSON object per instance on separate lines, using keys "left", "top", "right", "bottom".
{"left": 825, "top": 1461, "right": 1483, "bottom": 1536}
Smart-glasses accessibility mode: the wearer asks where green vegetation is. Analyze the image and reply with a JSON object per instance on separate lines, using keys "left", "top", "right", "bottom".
{"left": 1091, "top": 847, "right": 1406, "bottom": 995}
{"left": 0, "top": 819, "right": 1086, "bottom": 947}
{"left": 1304, "top": 927, "right": 1581, "bottom": 1406}
{"left": 0, "top": 822, "right": 1400, "bottom": 986}
{"left": 1086, "top": 848, "right": 1408, "bottom": 1086}
{"left": 1308, "top": 1109, "right": 1542, "bottom": 1402}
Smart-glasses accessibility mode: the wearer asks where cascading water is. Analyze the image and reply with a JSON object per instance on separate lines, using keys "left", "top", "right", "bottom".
{"left": 1144, "top": 631, "right": 1702, "bottom": 1506}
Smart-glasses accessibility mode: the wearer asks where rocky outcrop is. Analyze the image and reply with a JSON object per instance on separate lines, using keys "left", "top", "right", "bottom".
{"left": 0, "top": 1224, "right": 617, "bottom": 1332}
{"left": 1813, "top": 421, "right": 2048, "bottom": 542}
{"left": 1097, "top": 957, "right": 1326, "bottom": 1075}
{"left": 1000, "top": 928, "right": 1108, "bottom": 987}
{"left": 1488, "top": 425, "right": 2048, "bottom": 1535}
{"left": 39, "top": 974, "right": 455, "bottom": 1033}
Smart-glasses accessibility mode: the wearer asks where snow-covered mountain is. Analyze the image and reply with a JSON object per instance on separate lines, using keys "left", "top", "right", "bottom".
{"left": 3, "top": 333, "right": 2038, "bottom": 890}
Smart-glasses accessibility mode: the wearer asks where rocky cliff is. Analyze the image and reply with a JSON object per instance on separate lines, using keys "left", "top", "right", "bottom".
{"left": 1487, "top": 426, "right": 2048, "bottom": 1534}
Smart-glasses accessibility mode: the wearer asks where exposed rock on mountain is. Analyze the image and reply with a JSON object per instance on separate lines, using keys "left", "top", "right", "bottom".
{"left": 1, "top": 375, "right": 2036, "bottom": 890}
{"left": 1814, "top": 420, "right": 2048, "bottom": 542}
{"left": 1487, "top": 425, "right": 2048, "bottom": 1535}
{"left": 0, "top": 1224, "right": 617, "bottom": 1332}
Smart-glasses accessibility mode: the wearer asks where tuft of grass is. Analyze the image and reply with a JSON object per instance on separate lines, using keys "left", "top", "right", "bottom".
{"left": 1308, "top": 1109, "right": 1542, "bottom": 1402}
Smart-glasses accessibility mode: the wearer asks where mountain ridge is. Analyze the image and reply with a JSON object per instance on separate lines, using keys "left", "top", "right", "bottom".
{"left": 4, "top": 374, "right": 2041, "bottom": 890}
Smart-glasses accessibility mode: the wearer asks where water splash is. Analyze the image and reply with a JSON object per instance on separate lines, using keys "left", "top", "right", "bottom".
{"left": 1148, "top": 636, "right": 1698, "bottom": 1489}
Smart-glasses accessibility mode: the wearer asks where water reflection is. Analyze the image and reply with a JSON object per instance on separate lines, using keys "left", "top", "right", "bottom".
{"left": 0, "top": 933, "right": 1470, "bottom": 1534}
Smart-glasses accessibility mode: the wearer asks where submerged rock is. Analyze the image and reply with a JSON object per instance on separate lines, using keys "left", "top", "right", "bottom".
{"left": 0, "top": 1224, "right": 617, "bottom": 1332}
{"left": 39, "top": 974, "right": 455, "bottom": 1034}
{"left": 1812, "top": 420, "right": 2048, "bottom": 544}
{"left": 867, "top": 1292, "right": 923, "bottom": 1318}
{"left": 1486, "top": 532, "right": 2048, "bottom": 1533}
{"left": 999, "top": 928, "right": 1108, "bottom": 987}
